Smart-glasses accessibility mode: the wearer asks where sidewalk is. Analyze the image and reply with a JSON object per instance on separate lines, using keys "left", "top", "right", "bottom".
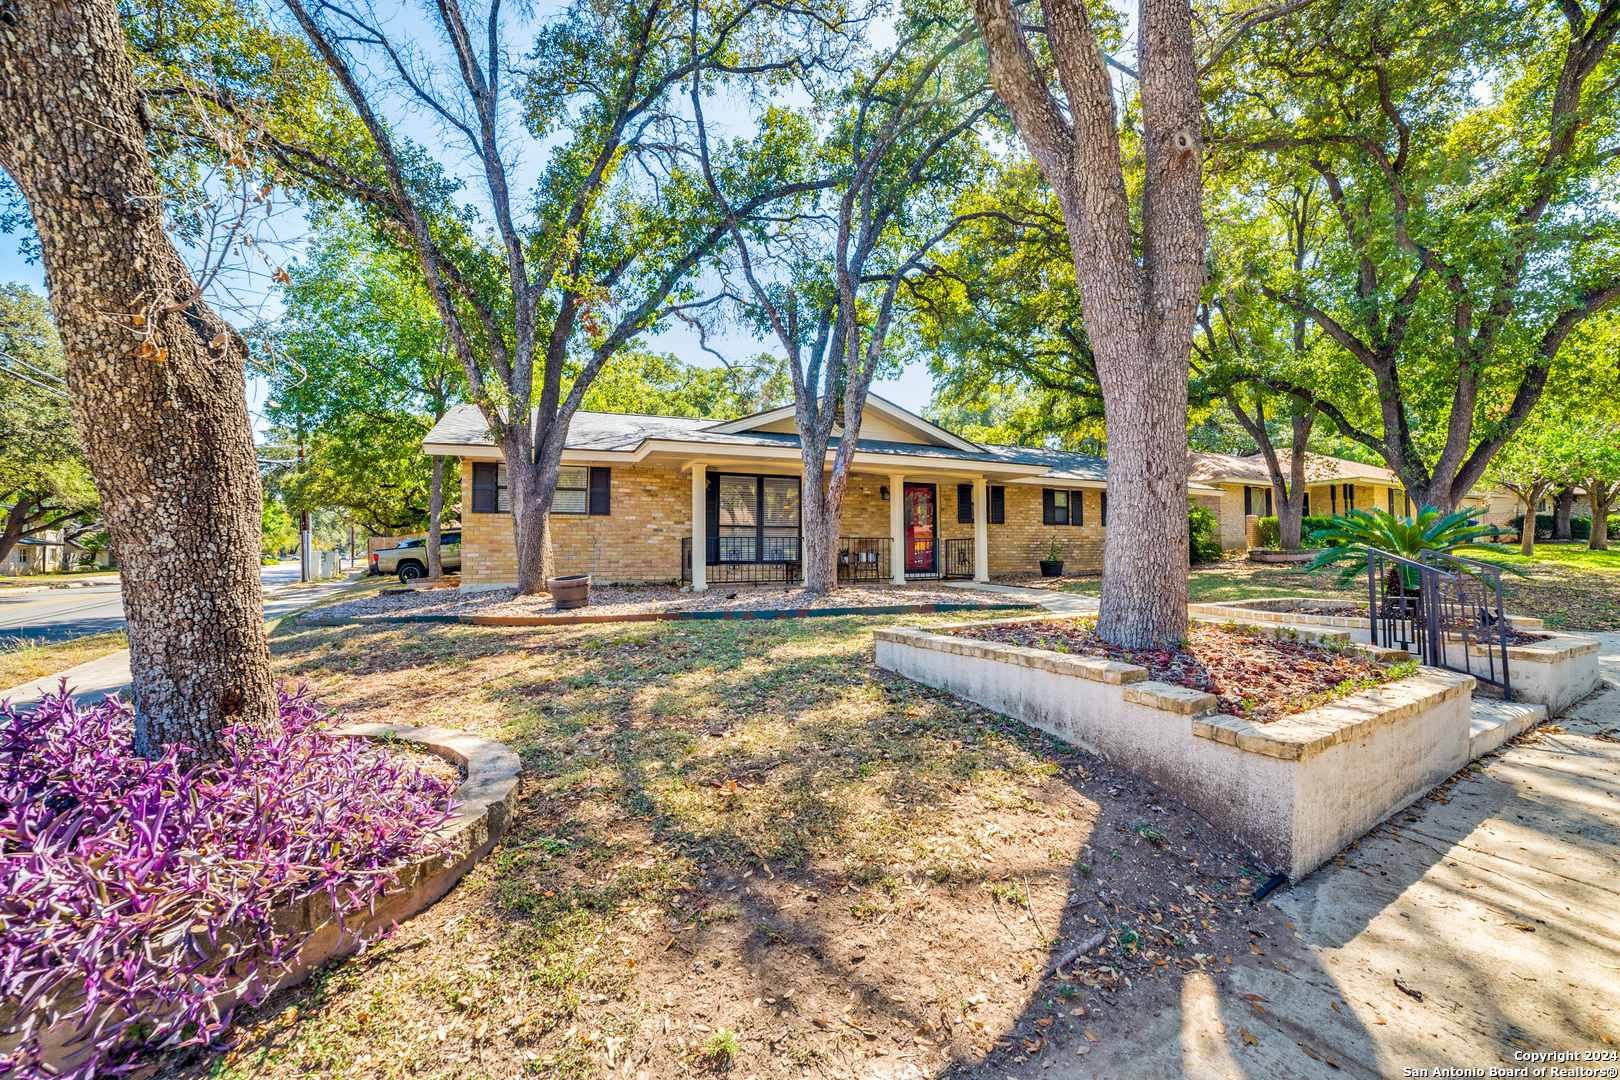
{"left": 0, "top": 573, "right": 120, "bottom": 595}
{"left": 929, "top": 587, "right": 1620, "bottom": 1078}
{"left": 1013, "top": 633, "right": 1620, "bottom": 1079}
{"left": 0, "top": 573, "right": 373, "bottom": 708}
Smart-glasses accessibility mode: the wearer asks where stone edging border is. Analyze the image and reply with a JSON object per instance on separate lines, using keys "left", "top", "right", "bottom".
{"left": 273, "top": 722, "right": 521, "bottom": 984}
{"left": 0, "top": 723, "right": 520, "bottom": 1072}
{"left": 296, "top": 601, "right": 1038, "bottom": 627}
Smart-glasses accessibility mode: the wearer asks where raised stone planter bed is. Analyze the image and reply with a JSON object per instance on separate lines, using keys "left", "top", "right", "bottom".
{"left": 1, "top": 723, "right": 520, "bottom": 1074}
{"left": 875, "top": 621, "right": 1474, "bottom": 880}
{"left": 1436, "top": 633, "right": 1600, "bottom": 715}
{"left": 1190, "top": 597, "right": 1600, "bottom": 714}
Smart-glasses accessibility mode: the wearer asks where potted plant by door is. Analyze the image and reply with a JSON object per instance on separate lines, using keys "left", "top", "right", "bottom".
{"left": 1040, "top": 535, "right": 1064, "bottom": 577}
{"left": 548, "top": 574, "right": 592, "bottom": 609}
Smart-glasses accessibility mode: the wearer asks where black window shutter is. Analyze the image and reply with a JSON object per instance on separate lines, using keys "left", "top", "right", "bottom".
{"left": 1074, "top": 491, "right": 1083, "bottom": 526}
{"left": 1042, "top": 488, "right": 1056, "bottom": 526}
{"left": 472, "top": 462, "right": 496, "bottom": 513}
{"left": 957, "top": 483, "right": 974, "bottom": 524}
{"left": 1101, "top": 492, "right": 1108, "bottom": 526}
{"left": 705, "top": 476, "right": 720, "bottom": 564}
{"left": 989, "top": 486, "right": 1005, "bottom": 525}
{"left": 1244, "top": 487, "right": 1253, "bottom": 516}
{"left": 1265, "top": 488, "right": 1273, "bottom": 516}
{"left": 589, "top": 467, "right": 611, "bottom": 516}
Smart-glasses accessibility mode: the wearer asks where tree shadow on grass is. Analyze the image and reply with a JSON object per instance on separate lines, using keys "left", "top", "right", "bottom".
{"left": 237, "top": 612, "right": 1606, "bottom": 1080}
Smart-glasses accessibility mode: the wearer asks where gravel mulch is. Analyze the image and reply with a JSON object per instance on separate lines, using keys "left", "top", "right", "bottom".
{"left": 311, "top": 582, "right": 1016, "bottom": 621}
{"left": 953, "top": 618, "right": 1405, "bottom": 724}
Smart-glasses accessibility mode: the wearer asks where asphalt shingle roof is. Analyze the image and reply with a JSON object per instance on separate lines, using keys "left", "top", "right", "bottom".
{"left": 425, "top": 404, "right": 1110, "bottom": 481}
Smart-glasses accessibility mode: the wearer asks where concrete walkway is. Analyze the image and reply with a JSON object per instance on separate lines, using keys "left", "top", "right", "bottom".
{"left": 0, "top": 573, "right": 373, "bottom": 708}
{"left": 928, "top": 591, "right": 1620, "bottom": 1077}
{"left": 1026, "top": 638, "right": 1620, "bottom": 1079}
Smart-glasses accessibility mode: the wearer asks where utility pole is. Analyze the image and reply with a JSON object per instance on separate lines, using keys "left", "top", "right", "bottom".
{"left": 298, "top": 417, "right": 311, "bottom": 583}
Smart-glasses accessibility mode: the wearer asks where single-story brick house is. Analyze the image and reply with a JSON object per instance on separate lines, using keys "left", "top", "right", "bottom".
{"left": 1188, "top": 450, "right": 1507, "bottom": 551}
{"left": 423, "top": 397, "right": 1220, "bottom": 592}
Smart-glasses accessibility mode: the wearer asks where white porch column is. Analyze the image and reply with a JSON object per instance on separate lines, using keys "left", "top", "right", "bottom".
{"left": 691, "top": 462, "right": 708, "bottom": 591}
{"left": 889, "top": 473, "right": 907, "bottom": 585}
{"left": 973, "top": 477, "right": 989, "bottom": 583}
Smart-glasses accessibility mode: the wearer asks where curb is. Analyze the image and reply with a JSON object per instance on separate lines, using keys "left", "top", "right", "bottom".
{"left": 295, "top": 601, "right": 1040, "bottom": 628}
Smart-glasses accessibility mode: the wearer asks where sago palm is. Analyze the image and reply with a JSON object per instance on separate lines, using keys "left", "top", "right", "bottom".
{"left": 1304, "top": 507, "right": 1517, "bottom": 585}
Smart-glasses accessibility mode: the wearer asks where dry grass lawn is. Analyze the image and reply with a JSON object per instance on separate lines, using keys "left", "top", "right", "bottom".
{"left": 0, "top": 630, "right": 126, "bottom": 690}
{"left": 159, "top": 613, "right": 1294, "bottom": 1080}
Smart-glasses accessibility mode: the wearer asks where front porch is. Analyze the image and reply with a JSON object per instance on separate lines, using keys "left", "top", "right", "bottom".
{"left": 679, "top": 462, "right": 1009, "bottom": 590}
{"left": 679, "top": 534, "right": 979, "bottom": 586}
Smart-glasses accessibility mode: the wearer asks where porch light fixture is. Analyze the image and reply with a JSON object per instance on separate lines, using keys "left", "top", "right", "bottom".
{"left": 880, "top": 486, "right": 890, "bottom": 501}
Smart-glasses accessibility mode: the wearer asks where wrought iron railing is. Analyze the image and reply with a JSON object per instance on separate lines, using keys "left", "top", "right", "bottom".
{"left": 1366, "top": 547, "right": 1512, "bottom": 698}
{"left": 680, "top": 534, "right": 979, "bottom": 586}
{"left": 1421, "top": 549, "right": 1513, "bottom": 698}
{"left": 838, "top": 537, "right": 890, "bottom": 582}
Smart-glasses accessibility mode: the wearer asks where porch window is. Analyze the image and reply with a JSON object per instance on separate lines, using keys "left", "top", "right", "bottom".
{"left": 1043, "top": 489, "right": 1081, "bottom": 526}
{"left": 554, "top": 466, "right": 589, "bottom": 514}
{"left": 471, "top": 462, "right": 508, "bottom": 513}
{"left": 711, "top": 473, "right": 801, "bottom": 563}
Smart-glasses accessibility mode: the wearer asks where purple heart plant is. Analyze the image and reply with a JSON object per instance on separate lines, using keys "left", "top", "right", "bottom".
{"left": 0, "top": 684, "right": 456, "bottom": 1078}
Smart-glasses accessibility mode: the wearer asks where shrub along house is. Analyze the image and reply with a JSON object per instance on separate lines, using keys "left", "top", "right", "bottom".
{"left": 423, "top": 396, "right": 1220, "bottom": 592}
{"left": 1188, "top": 450, "right": 1508, "bottom": 551}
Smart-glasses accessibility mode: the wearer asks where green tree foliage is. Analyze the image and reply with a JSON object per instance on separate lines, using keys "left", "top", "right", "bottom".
{"left": 265, "top": 218, "right": 462, "bottom": 546}
{"left": 0, "top": 284, "right": 98, "bottom": 567}
{"left": 1208, "top": 0, "right": 1620, "bottom": 511}
{"left": 260, "top": 498, "right": 297, "bottom": 556}
{"left": 696, "top": 2, "right": 997, "bottom": 591}
{"left": 234, "top": 0, "right": 856, "bottom": 593}
{"left": 908, "top": 163, "right": 1104, "bottom": 450}
{"left": 268, "top": 424, "right": 440, "bottom": 536}
{"left": 1551, "top": 417, "right": 1620, "bottom": 551}
{"left": 582, "top": 349, "right": 790, "bottom": 419}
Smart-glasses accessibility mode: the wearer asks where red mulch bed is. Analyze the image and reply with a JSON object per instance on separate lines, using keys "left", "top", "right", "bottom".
{"left": 953, "top": 619, "right": 1404, "bottom": 723}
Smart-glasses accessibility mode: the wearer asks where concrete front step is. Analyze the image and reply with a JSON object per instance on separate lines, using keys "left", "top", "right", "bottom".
{"left": 1469, "top": 697, "right": 1547, "bottom": 759}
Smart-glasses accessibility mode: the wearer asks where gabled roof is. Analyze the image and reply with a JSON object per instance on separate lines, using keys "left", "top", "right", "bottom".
{"left": 702, "top": 395, "right": 984, "bottom": 453}
{"left": 1189, "top": 450, "right": 1398, "bottom": 486}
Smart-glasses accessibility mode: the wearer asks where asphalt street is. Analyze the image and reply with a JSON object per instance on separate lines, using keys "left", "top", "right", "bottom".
{"left": 0, "top": 561, "right": 342, "bottom": 644}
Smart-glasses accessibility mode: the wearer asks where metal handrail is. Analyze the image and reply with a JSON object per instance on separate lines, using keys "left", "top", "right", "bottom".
{"left": 1365, "top": 546, "right": 1512, "bottom": 699}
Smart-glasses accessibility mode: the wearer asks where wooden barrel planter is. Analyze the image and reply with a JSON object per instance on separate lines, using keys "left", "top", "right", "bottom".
{"left": 548, "top": 574, "right": 591, "bottom": 609}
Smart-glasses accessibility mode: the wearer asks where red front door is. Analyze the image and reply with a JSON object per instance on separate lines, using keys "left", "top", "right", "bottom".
{"left": 904, "top": 484, "right": 936, "bottom": 571}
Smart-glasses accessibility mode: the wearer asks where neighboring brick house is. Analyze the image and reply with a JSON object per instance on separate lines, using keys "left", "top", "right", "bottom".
{"left": 424, "top": 396, "right": 1220, "bottom": 592}
{"left": 1188, "top": 450, "right": 1505, "bottom": 550}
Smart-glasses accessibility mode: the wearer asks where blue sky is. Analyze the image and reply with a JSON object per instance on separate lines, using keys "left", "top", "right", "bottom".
{"left": 0, "top": 0, "right": 938, "bottom": 428}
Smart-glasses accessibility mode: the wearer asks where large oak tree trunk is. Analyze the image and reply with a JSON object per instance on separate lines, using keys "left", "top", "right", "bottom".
{"left": 800, "top": 455, "right": 839, "bottom": 595}
{"left": 0, "top": 0, "right": 276, "bottom": 755}
{"left": 1553, "top": 487, "right": 1575, "bottom": 542}
{"left": 1588, "top": 482, "right": 1614, "bottom": 552}
{"left": 973, "top": 0, "right": 1202, "bottom": 646}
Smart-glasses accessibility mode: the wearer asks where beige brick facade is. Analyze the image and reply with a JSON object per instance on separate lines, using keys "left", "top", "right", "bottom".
{"left": 1203, "top": 479, "right": 1413, "bottom": 553}
{"left": 456, "top": 460, "right": 1108, "bottom": 587}
{"left": 459, "top": 461, "right": 691, "bottom": 588}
